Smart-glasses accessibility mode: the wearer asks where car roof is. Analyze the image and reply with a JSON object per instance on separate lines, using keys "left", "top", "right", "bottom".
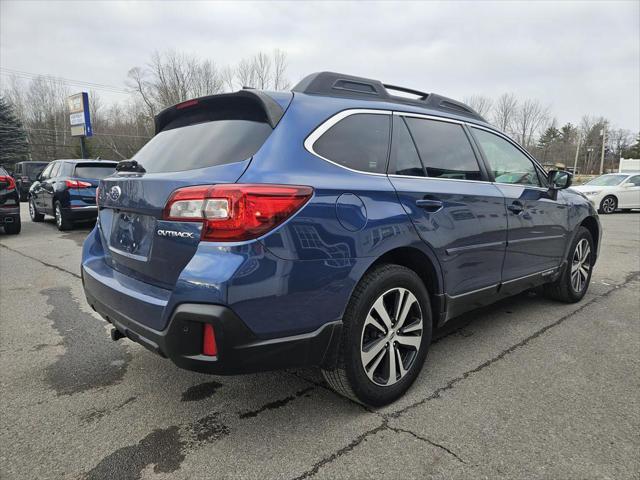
{"left": 292, "top": 71, "right": 489, "bottom": 125}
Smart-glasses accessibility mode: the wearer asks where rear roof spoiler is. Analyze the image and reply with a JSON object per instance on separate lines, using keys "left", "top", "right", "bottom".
{"left": 154, "top": 90, "right": 286, "bottom": 134}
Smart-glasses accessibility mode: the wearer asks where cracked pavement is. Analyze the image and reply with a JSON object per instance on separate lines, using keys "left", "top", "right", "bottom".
{"left": 1, "top": 204, "right": 638, "bottom": 479}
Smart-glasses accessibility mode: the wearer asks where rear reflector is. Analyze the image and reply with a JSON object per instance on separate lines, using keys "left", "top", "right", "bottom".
{"left": 163, "top": 184, "right": 313, "bottom": 242}
{"left": 202, "top": 324, "right": 217, "bottom": 356}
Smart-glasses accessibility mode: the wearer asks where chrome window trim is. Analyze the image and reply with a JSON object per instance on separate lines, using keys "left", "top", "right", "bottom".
{"left": 387, "top": 173, "right": 490, "bottom": 185}
{"left": 303, "top": 108, "right": 392, "bottom": 177}
{"left": 393, "top": 111, "right": 466, "bottom": 125}
{"left": 304, "top": 107, "right": 549, "bottom": 187}
{"left": 491, "top": 181, "right": 550, "bottom": 192}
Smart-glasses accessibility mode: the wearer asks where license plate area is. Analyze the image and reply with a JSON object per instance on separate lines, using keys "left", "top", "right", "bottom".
{"left": 109, "top": 211, "right": 155, "bottom": 260}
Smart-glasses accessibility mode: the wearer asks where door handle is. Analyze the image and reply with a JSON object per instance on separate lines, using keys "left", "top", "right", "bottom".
{"left": 416, "top": 199, "right": 443, "bottom": 212}
{"left": 508, "top": 200, "right": 525, "bottom": 214}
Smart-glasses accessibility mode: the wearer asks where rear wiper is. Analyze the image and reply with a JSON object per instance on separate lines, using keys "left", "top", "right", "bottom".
{"left": 116, "top": 160, "right": 146, "bottom": 173}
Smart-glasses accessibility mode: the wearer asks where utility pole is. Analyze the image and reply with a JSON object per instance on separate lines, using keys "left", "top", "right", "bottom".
{"left": 572, "top": 135, "right": 581, "bottom": 175}
{"left": 80, "top": 136, "right": 86, "bottom": 159}
{"left": 599, "top": 125, "right": 607, "bottom": 175}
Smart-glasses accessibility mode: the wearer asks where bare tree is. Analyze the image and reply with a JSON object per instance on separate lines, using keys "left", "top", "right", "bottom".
{"left": 236, "top": 58, "right": 257, "bottom": 89}
{"left": 463, "top": 95, "right": 493, "bottom": 118}
{"left": 512, "top": 99, "right": 550, "bottom": 149}
{"left": 491, "top": 93, "right": 518, "bottom": 133}
{"left": 126, "top": 66, "right": 156, "bottom": 119}
{"left": 272, "top": 49, "right": 290, "bottom": 91}
{"left": 221, "top": 66, "right": 236, "bottom": 92}
{"left": 252, "top": 52, "right": 271, "bottom": 89}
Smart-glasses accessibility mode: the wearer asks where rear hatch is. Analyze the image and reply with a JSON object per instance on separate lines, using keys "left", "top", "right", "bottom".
{"left": 98, "top": 91, "right": 289, "bottom": 289}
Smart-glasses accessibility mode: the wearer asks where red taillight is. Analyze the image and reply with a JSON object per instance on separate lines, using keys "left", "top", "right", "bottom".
{"left": 163, "top": 184, "right": 313, "bottom": 242}
{"left": 0, "top": 175, "right": 16, "bottom": 191}
{"left": 202, "top": 324, "right": 217, "bottom": 356}
{"left": 65, "top": 180, "right": 92, "bottom": 189}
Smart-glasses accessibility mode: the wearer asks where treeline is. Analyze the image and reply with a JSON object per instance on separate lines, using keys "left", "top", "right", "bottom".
{"left": 1, "top": 49, "right": 291, "bottom": 164}
{"left": 1, "top": 49, "right": 639, "bottom": 174}
{"left": 464, "top": 94, "right": 639, "bottom": 173}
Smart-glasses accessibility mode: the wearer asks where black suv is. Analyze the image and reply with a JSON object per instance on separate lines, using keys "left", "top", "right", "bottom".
{"left": 13, "top": 161, "right": 49, "bottom": 201}
{"left": 29, "top": 159, "right": 117, "bottom": 230}
{"left": 0, "top": 165, "right": 21, "bottom": 234}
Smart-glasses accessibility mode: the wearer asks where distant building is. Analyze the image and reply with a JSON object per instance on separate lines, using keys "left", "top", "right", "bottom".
{"left": 619, "top": 158, "right": 640, "bottom": 173}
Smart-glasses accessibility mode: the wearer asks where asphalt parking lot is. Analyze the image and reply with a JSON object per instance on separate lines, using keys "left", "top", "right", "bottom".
{"left": 1, "top": 203, "right": 638, "bottom": 480}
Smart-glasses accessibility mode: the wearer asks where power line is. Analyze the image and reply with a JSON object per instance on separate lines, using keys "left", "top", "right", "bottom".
{"left": 0, "top": 67, "right": 131, "bottom": 95}
{"left": 0, "top": 126, "right": 151, "bottom": 139}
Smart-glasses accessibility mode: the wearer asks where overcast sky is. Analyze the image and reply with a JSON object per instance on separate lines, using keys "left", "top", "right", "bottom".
{"left": 1, "top": 0, "right": 638, "bottom": 131}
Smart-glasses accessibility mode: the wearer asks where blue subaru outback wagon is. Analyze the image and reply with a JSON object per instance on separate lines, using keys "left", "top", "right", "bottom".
{"left": 82, "top": 72, "right": 601, "bottom": 406}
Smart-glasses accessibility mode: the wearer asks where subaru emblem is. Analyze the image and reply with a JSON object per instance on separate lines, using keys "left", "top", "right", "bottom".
{"left": 109, "top": 186, "right": 122, "bottom": 201}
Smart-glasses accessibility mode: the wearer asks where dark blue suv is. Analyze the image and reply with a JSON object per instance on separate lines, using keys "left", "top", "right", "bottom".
{"left": 82, "top": 72, "right": 601, "bottom": 406}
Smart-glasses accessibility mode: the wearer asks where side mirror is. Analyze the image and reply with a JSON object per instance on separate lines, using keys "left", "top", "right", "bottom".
{"left": 548, "top": 170, "right": 572, "bottom": 190}
{"left": 621, "top": 183, "right": 633, "bottom": 188}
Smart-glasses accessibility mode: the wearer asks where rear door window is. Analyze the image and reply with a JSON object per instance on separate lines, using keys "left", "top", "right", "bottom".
{"left": 74, "top": 164, "right": 117, "bottom": 179}
{"left": 39, "top": 163, "right": 53, "bottom": 180}
{"left": 132, "top": 120, "right": 272, "bottom": 173}
{"left": 312, "top": 113, "right": 391, "bottom": 174}
{"left": 389, "top": 116, "right": 425, "bottom": 177}
{"left": 404, "top": 117, "right": 482, "bottom": 181}
{"left": 49, "top": 162, "right": 61, "bottom": 179}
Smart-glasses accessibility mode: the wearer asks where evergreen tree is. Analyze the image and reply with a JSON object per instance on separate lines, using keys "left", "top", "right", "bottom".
{"left": 537, "top": 125, "right": 561, "bottom": 149}
{"left": 621, "top": 134, "right": 640, "bottom": 158}
{"left": 0, "top": 96, "right": 29, "bottom": 167}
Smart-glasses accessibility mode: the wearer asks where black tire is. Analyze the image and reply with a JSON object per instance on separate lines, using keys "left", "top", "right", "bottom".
{"left": 4, "top": 218, "right": 21, "bottom": 235}
{"left": 54, "top": 201, "right": 73, "bottom": 231}
{"left": 598, "top": 195, "right": 617, "bottom": 214}
{"left": 29, "top": 198, "right": 44, "bottom": 222}
{"left": 543, "top": 226, "right": 594, "bottom": 303}
{"left": 322, "top": 264, "right": 432, "bottom": 407}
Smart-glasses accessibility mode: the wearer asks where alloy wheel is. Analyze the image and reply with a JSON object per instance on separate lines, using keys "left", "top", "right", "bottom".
{"left": 601, "top": 197, "right": 616, "bottom": 214}
{"left": 29, "top": 200, "right": 35, "bottom": 219}
{"left": 55, "top": 204, "right": 62, "bottom": 228}
{"left": 360, "top": 287, "right": 423, "bottom": 386}
{"left": 571, "top": 238, "right": 591, "bottom": 293}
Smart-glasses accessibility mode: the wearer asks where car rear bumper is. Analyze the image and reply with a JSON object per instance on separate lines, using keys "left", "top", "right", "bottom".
{"left": 82, "top": 265, "right": 342, "bottom": 374}
{"left": 0, "top": 207, "right": 20, "bottom": 222}
{"left": 65, "top": 205, "right": 98, "bottom": 221}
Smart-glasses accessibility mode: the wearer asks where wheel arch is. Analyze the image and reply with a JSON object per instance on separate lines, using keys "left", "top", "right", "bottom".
{"left": 580, "top": 215, "right": 600, "bottom": 263}
{"left": 364, "top": 245, "right": 445, "bottom": 328}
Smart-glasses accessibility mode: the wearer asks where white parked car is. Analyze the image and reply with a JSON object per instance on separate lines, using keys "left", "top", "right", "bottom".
{"left": 572, "top": 173, "right": 640, "bottom": 214}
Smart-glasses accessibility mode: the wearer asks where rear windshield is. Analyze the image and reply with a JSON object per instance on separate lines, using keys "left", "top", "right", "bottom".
{"left": 25, "top": 163, "right": 48, "bottom": 178}
{"left": 131, "top": 119, "right": 272, "bottom": 173}
{"left": 74, "top": 164, "right": 117, "bottom": 179}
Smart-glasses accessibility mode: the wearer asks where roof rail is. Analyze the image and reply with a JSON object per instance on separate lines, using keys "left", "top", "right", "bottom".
{"left": 292, "top": 72, "right": 485, "bottom": 122}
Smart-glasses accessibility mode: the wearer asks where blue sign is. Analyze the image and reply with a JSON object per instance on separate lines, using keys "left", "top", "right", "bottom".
{"left": 82, "top": 92, "right": 92, "bottom": 137}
